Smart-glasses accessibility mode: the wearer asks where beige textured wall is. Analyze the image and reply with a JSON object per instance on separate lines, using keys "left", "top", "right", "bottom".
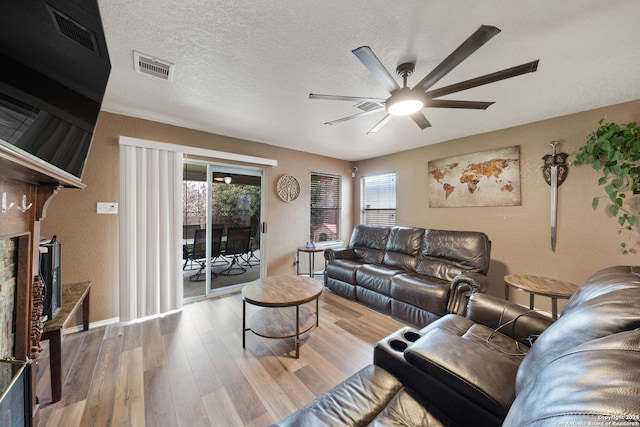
{"left": 41, "top": 112, "right": 353, "bottom": 323}
{"left": 352, "top": 99, "right": 640, "bottom": 311}
{"left": 42, "top": 100, "right": 640, "bottom": 323}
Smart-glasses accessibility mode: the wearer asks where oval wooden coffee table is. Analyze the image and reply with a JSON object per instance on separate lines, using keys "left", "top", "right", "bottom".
{"left": 242, "top": 275, "right": 323, "bottom": 358}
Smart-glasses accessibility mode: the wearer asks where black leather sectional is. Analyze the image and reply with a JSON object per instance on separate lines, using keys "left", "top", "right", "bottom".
{"left": 324, "top": 224, "right": 492, "bottom": 326}
{"left": 272, "top": 265, "right": 640, "bottom": 426}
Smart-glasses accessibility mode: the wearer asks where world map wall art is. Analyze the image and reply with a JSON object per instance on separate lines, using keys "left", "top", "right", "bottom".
{"left": 427, "top": 146, "right": 521, "bottom": 208}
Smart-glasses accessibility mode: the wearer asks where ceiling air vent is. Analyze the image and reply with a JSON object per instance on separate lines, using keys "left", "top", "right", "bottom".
{"left": 47, "top": 4, "right": 99, "bottom": 54}
{"left": 355, "top": 101, "right": 384, "bottom": 112}
{"left": 134, "top": 51, "right": 174, "bottom": 81}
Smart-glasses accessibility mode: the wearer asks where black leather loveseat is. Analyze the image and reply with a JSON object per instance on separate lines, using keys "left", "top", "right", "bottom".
{"left": 272, "top": 265, "right": 640, "bottom": 426}
{"left": 325, "top": 224, "right": 491, "bottom": 326}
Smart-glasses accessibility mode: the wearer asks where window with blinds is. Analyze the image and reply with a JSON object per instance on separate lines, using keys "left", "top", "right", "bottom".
{"left": 310, "top": 172, "right": 341, "bottom": 242}
{"left": 362, "top": 172, "right": 397, "bottom": 226}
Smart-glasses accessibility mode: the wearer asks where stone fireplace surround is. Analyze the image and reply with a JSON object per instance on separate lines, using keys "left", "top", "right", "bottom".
{"left": 0, "top": 230, "right": 34, "bottom": 427}
{"left": 0, "top": 237, "right": 17, "bottom": 359}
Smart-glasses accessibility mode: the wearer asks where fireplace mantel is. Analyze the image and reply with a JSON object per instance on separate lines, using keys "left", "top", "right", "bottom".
{"left": 0, "top": 147, "right": 81, "bottom": 425}
{"left": 0, "top": 143, "right": 85, "bottom": 189}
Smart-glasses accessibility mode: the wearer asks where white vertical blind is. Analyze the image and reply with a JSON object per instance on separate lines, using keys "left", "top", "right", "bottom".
{"left": 119, "top": 143, "right": 183, "bottom": 321}
{"left": 362, "top": 172, "right": 397, "bottom": 226}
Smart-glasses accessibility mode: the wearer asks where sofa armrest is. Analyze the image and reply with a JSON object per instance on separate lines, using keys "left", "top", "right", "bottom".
{"left": 447, "top": 272, "right": 489, "bottom": 315}
{"left": 324, "top": 247, "right": 356, "bottom": 261}
{"left": 465, "top": 293, "right": 554, "bottom": 346}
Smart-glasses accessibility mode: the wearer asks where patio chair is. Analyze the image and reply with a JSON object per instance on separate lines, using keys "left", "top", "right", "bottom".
{"left": 219, "top": 226, "right": 252, "bottom": 276}
{"left": 188, "top": 227, "right": 225, "bottom": 281}
{"left": 242, "top": 221, "right": 261, "bottom": 267}
{"left": 188, "top": 228, "right": 207, "bottom": 281}
{"left": 182, "top": 224, "right": 200, "bottom": 270}
{"left": 210, "top": 225, "right": 226, "bottom": 267}
{"left": 211, "top": 223, "right": 228, "bottom": 266}
{"left": 183, "top": 244, "right": 193, "bottom": 270}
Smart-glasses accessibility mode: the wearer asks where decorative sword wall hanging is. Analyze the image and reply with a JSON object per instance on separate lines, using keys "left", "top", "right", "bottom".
{"left": 542, "top": 141, "right": 568, "bottom": 252}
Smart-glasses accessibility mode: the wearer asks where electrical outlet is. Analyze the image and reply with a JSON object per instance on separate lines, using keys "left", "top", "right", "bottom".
{"left": 97, "top": 202, "right": 118, "bottom": 214}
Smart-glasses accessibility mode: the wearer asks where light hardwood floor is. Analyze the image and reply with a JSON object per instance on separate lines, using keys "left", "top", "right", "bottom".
{"left": 36, "top": 288, "right": 406, "bottom": 426}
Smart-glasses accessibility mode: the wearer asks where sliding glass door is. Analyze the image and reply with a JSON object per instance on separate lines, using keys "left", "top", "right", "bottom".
{"left": 182, "top": 161, "right": 263, "bottom": 301}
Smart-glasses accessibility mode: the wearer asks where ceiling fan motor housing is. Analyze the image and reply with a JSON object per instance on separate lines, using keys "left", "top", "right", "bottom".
{"left": 387, "top": 88, "right": 425, "bottom": 115}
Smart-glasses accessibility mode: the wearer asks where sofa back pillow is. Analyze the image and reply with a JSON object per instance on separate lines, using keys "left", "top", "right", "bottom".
{"left": 562, "top": 265, "right": 640, "bottom": 312}
{"left": 504, "top": 330, "right": 640, "bottom": 427}
{"left": 416, "top": 230, "right": 491, "bottom": 280}
{"left": 515, "top": 286, "right": 640, "bottom": 395}
{"left": 350, "top": 224, "right": 390, "bottom": 264}
{"left": 382, "top": 226, "right": 424, "bottom": 270}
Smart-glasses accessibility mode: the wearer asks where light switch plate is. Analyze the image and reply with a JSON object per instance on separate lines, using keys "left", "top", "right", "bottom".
{"left": 97, "top": 202, "right": 118, "bottom": 214}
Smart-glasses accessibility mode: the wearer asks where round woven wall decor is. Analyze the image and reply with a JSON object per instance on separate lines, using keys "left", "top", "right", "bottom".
{"left": 276, "top": 174, "right": 300, "bottom": 202}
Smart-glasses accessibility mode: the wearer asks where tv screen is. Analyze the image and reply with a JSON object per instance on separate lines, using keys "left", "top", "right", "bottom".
{"left": 0, "top": 85, "right": 94, "bottom": 180}
{"left": 0, "top": 0, "right": 111, "bottom": 181}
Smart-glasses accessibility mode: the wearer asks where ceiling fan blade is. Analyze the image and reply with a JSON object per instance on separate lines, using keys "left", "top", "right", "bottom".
{"left": 309, "top": 93, "right": 387, "bottom": 104}
{"left": 425, "top": 60, "right": 539, "bottom": 99}
{"left": 414, "top": 25, "right": 501, "bottom": 92}
{"left": 352, "top": 46, "right": 401, "bottom": 93}
{"left": 324, "top": 108, "right": 384, "bottom": 125}
{"left": 367, "top": 114, "right": 393, "bottom": 134}
{"left": 426, "top": 99, "right": 494, "bottom": 109}
{"left": 410, "top": 111, "right": 431, "bottom": 129}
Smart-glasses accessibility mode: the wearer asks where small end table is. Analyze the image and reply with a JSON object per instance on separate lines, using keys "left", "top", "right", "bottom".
{"left": 296, "top": 246, "right": 325, "bottom": 278}
{"left": 504, "top": 274, "right": 578, "bottom": 319}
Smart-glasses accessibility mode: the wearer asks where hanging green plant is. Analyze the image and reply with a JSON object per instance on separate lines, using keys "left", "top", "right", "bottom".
{"left": 574, "top": 119, "right": 640, "bottom": 253}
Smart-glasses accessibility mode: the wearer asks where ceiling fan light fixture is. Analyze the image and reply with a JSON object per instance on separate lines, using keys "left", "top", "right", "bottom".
{"left": 386, "top": 90, "right": 424, "bottom": 116}
{"left": 224, "top": 176, "right": 232, "bottom": 184}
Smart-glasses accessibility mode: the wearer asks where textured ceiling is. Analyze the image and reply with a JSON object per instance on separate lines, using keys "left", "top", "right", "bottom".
{"left": 98, "top": 0, "right": 640, "bottom": 161}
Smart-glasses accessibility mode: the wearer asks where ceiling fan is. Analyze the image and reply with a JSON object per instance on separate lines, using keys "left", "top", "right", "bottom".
{"left": 309, "top": 25, "right": 539, "bottom": 134}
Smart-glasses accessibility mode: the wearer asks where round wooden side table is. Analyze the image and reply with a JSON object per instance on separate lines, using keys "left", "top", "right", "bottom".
{"left": 504, "top": 274, "right": 578, "bottom": 319}
{"left": 296, "top": 246, "right": 325, "bottom": 278}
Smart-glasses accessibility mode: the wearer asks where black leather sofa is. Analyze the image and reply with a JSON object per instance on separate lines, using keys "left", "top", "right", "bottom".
{"left": 272, "top": 265, "right": 640, "bottom": 426}
{"left": 324, "top": 224, "right": 491, "bottom": 326}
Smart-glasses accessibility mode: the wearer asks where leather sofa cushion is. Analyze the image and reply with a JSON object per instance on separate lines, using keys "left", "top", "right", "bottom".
{"left": 405, "top": 315, "right": 526, "bottom": 418}
{"left": 357, "top": 287, "right": 392, "bottom": 312}
{"left": 390, "top": 273, "right": 450, "bottom": 316}
{"left": 382, "top": 226, "right": 424, "bottom": 270}
{"left": 356, "top": 263, "right": 404, "bottom": 295}
{"left": 370, "top": 388, "right": 453, "bottom": 427}
{"left": 515, "top": 286, "right": 640, "bottom": 394}
{"left": 270, "top": 365, "right": 402, "bottom": 426}
{"left": 325, "top": 277, "right": 357, "bottom": 299}
{"left": 353, "top": 247, "right": 385, "bottom": 264}
{"left": 563, "top": 265, "right": 640, "bottom": 312}
{"left": 391, "top": 300, "right": 443, "bottom": 327}
{"left": 350, "top": 224, "right": 390, "bottom": 264}
{"left": 325, "top": 259, "right": 365, "bottom": 285}
{"left": 270, "top": 364, "right": 453, "bottom": 427}
{"left": 504, "top": 330, "right": 640, "bottom": 427}
{"left": 416, "top": 259, "right": 466, "bottom": 283}
{"left": 417, "top": 230, "right": 490, "bottom": 280}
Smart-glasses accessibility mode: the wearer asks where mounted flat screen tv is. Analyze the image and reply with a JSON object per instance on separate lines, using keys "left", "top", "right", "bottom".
{"left": 0, "top": 0, "right": 111, "bottom": 182}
